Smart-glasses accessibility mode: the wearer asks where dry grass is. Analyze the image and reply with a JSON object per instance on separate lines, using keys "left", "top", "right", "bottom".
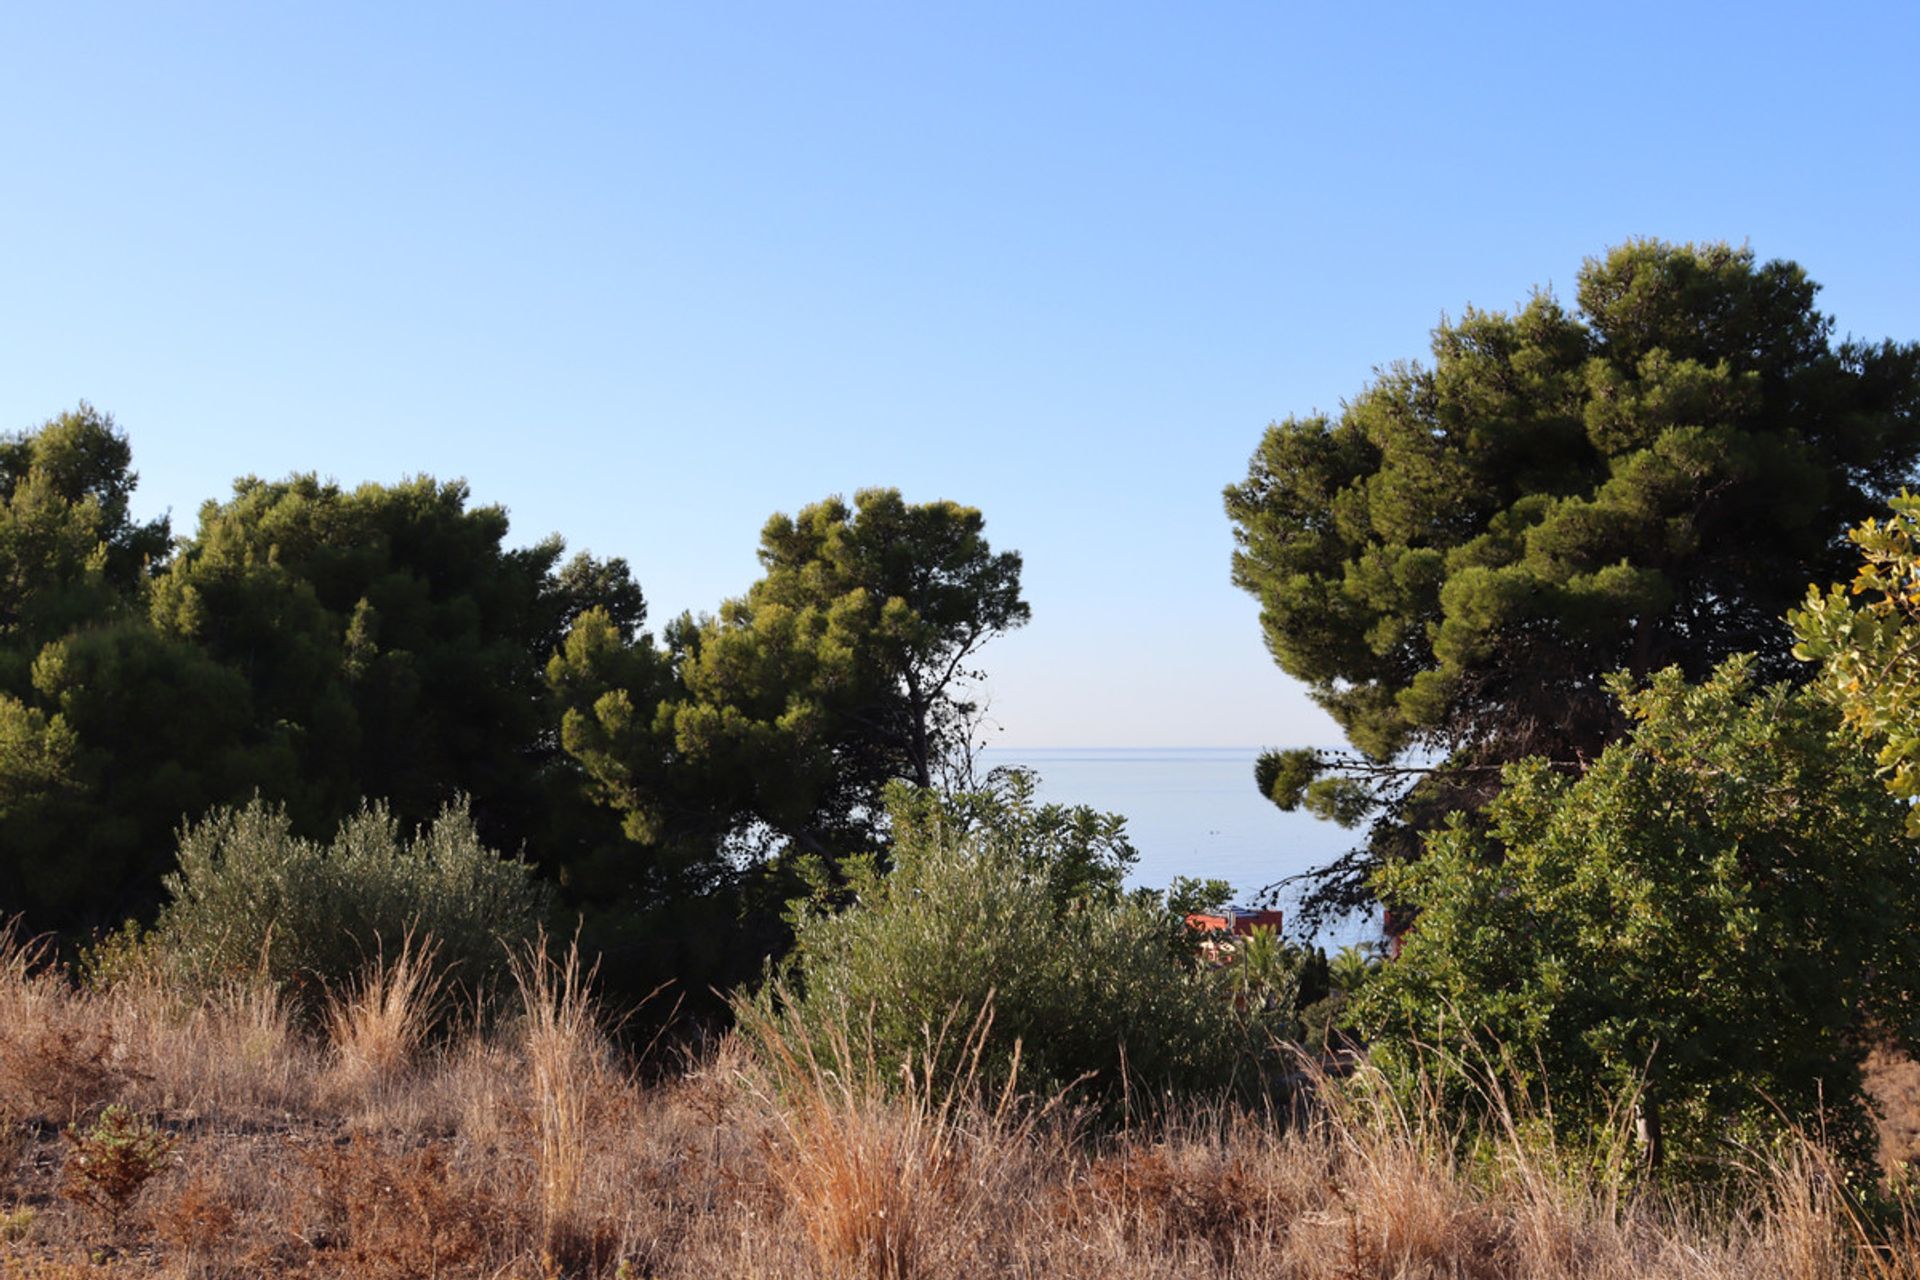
{"left": 324, "top": 934, "right": 445, "bottom": 1100}
{"left": 0, "top": 929, "right": 132, "bottom": 1126}
{"left": 1866, "top": 1046, "right": 1920, "bottom": 1179}
{"left": 510, "top": 936, "right": 615, "bottom": 1269}
{"left": 0, "top": 933, "right": 1916, "bottom": 1278}
{"left": 739, "top": 1001, "right": 1046, "bottom": 1279}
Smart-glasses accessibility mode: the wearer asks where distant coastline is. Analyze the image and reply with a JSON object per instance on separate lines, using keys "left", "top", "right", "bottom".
{"left": 976, "top": 745, "right": 1378, "bottom": 948}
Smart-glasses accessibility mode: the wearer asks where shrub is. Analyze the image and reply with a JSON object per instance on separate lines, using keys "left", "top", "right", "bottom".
{"left": 294, "top": 1136, "right": 521, "bottom": 1278}
{"left": 1356, "top": 659, "right": 1920, "bottom": 1171}
{"left": 156, "top": 796, "right": 549, "bottom": 1006}
{"left": 759, "top": 777, "right": 1258, "bottom": 1106}
{"left": 61, "top": 1105, "right": 175, "bottom": 1234}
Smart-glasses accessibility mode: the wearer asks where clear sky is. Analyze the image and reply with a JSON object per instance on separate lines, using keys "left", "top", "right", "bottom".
{"left": 3, "top": 2, "right": 1915, "bottom": 748}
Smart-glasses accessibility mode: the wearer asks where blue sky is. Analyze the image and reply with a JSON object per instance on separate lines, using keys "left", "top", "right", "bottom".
{"left": 3, "top": 2, "right": 1915, "bottom": 747}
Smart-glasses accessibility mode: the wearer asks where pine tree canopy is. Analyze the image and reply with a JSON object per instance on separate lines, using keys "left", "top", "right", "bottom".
{"left": 1226, "top": 240, "right": 1920, "bottom": 913}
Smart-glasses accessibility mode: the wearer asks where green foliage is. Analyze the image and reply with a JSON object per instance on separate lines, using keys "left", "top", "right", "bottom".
{"left": 0, "top": 419, "right": 643, "bottom": 928}
{"left": 151, "top": 472, "right": 638, "bottom": 846}
{"left": 1791, "top": 493, "right": 1920, "bottom": 833}
{"left": 0, "top": 404, "right": 167, "bottom": 673}
{"left": 1227, "top": 240, "right": 1920, "bottom": 917}
{"left": 1228, "top": 925, "right": 1296, "bottom": 1011}
{"left": 760, "top": 779, "right": 1253, "bottom": 1104}
{"left": 876, "top": 767, "right": 1136, "bottom": 909}
{"left": 1328, "top": 944, "right": 1378, "bottom": 998}
{"left": 2, "top": 622, "right": 282, "bottom": 922}
{"left": 0, "top": 410, "right": 1047, "bottom": 1029}
{"left": 0, "top": 408, "right": 191, "bottom": 922}
{"left": 75, "top": 919, "right": 168, "bottom": 992}
{"left": 156, "top": 796, "right": 550, "bottom": 1004}
{"left": 746, "top": 488, "right": 1028, "bottom": 792}
{"left": 548, "top": 489, "right": 1031, "bottom": 1012}
{"left": 1256, "top": 748, "right": 1376, "bottom": 827}
{"left": 1353, "top": 658, "right": 1920, "bottom": 1168}
{"left": 553, "top": 488, "right": 1028, "bottom": 861}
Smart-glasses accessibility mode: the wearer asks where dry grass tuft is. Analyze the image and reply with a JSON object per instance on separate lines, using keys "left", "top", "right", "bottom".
{"left": 0, "top": 928, "right": 133, "bottom": 1125}
{"left": 105, "top": 973, "right": 317, "bottom": 1122}
{"left": 1066, "top": 1137, "right": 1281, "bottom": 1264}
{"left": 510, "top": 936, "right": 620, "bottom": 1271}
{"left": 740, "top": 1000, "right": 1045, "bottom": 1280}
{"left": 0, "top": 1109, "right": 30, "bottom": 1190}
{"left": 325, "top": 934, "right": 444, "bottom": 1098}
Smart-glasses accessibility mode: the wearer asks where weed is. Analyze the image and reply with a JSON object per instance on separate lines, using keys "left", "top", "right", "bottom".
{"left": 60, "top": 1105, "right": 176, "bottom": 1235}
{"left": 0, "top": 1203, "right": 33, "bottom": 1242}
{"left": 294, "top": 1136, "right": 521, "bottom": 1279}
{"left": 73, "top": 922, "right": 166, "bottom": 994}
{"left": 151, "top": 1171, "right": 237, "bottom": 1261}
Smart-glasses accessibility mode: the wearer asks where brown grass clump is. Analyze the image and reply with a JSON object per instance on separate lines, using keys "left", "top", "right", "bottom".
{"left": 1866, "top": 1046, "right": 1920, "bottom": 1180}
{"left": 147, "top": 1170, "right": 237, "bottom": 1269}
{"left": 0, "top": 929, "right": 133, "bottom": 1125}
{"left": 0, "top": 1257, "right": 130, "bottom": 1278}
{"left": 740, "top": 1001, "right": 1046, "bottom": 1279}
{"left": 325, "top": 934, "right": 445, "bottom": 1099}
{"left": 510, "top": 937, "right": 620, "bottom": 1272}
{"left": 291, "top": 1136, "right": 527, "bottom": 1279}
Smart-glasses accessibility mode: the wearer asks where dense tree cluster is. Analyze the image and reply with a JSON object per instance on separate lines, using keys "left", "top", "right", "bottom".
{"left": 1215, "top": 241, "right": 1920, "bottom": 1169}
{"left": 0, "top": 406, "right": 1026, "bottom": 1007}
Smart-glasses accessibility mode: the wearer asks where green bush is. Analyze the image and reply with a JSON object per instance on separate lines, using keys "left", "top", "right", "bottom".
{"left": 157, "top": 796, "right": 550, "bottom": 1004}
{"left": 1355, "top": 659, "right": 1920, "bottom": 1170}
{"left": 756, "top": 775, "right": 1261, "bottom": 1105}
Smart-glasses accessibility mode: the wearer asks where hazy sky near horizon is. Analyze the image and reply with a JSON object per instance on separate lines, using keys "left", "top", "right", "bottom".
{"left": 4, "top": 3, "right": 1916, "bottom": 747}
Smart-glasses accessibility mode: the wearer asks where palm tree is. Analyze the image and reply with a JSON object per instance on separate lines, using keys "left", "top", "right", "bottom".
{"left": 1330, "top": 943, "right": 1377, "bottom": 997}
{"left": 1234, "top": 924, "right": 1296, "bottom": 1013}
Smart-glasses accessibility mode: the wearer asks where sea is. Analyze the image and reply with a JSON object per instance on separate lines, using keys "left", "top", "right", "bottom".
{"left": 972, "top": 747, "right": 1381, "bottom": 950}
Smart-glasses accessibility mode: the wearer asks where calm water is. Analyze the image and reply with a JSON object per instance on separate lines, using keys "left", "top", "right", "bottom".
{"left": 973, "top": 747, "right": 1380, "bottom": 948}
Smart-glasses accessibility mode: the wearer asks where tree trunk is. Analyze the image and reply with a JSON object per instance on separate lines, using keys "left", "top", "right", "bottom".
{"left": 903, "top": 667, "right": 932, "bottom": 790}
{"left": 1635, "top": 1092, "right": 1664, "bottom": 1172}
